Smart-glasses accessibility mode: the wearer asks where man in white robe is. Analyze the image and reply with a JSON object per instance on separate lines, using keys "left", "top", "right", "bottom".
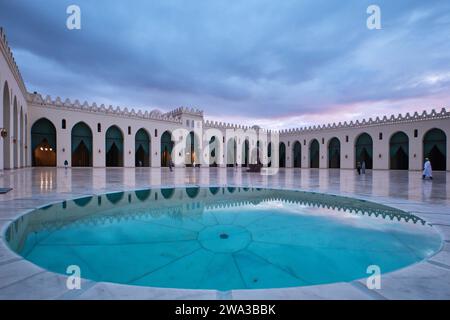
{"left": 423, "top": 158, "right": 433, "bottom": 180}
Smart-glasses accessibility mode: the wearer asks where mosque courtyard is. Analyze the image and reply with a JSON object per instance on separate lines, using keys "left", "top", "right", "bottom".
{"left": 0, "top": 167, "right": 449, "bottom": 300}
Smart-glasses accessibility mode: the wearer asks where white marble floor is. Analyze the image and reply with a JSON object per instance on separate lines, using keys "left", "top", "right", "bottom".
{"left": 1, "top": 167, "right": 450, "bottom": 299}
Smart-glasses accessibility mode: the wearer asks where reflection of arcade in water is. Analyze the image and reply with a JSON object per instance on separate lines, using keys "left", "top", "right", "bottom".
{"left": 6, "top": 187, "right": 427, "bottom": 253}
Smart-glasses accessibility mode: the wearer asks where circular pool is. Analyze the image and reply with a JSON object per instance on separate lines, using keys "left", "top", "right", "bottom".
{"left": 4, "top": 187, "right": 441, "bottom": 290}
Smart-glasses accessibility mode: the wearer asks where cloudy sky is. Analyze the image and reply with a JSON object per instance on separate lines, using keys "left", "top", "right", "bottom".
{"left": 1, "top": 0, "right": 449, "bottom": 129}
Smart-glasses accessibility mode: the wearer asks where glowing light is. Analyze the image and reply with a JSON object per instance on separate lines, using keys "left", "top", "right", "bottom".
{"left": 40, "top": 147, "right": 44, "bottom": 151}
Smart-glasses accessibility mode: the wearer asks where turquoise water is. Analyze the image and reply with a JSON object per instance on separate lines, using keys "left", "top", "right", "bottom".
{"left": 5, "top": 187, "right": 441, "bottom": 290}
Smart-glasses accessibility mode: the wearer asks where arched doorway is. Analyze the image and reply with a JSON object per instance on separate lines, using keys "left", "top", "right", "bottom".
{"left": 279, "top": 143, "right": 286, "bottom": 167}
{"left": 135, "top": 128, "right": 150, "bottom": 167}
{"left": 227, "top": 138, "right": 237, "bottom": 167}
{"left": 208, "top": 136, "right": 218, "bottom": 167}
{"left": 31, "top": 118, "right": 57, "bottom": 166}
{"left": 105, "top": 125, "right": 123, "bottom": 167}
{"left": 24, "top": 114, "right": 28, "bottom": 166}
{"left": 13, "top": 98, "right": 18, "bottom": 168}
{"left": 293, "top": 141, "right": 301, "bottom": 168}
{"left": 328, "top": 137, "right": 341, "bottom": 168}
{"left": 267, "top": 142, "right": 272, "bottom": 167}
{"left": 243, "top": 139, "right": 249, "bottom": 167}
{"left": 2, "top": 82, "right": 11, "bottom": 169}
{"left": 160, "top": 131, "right": 173, "bottom": 167}
{"left": 355, "top": 133, "right": 373, "bottom": 169}
{"left": 20, "top": 108, "right": 24, "bottom": 167}
{"left": 251, "top": 140, "right": 262, "bottom": 165}
{"left": 72, "top": 122, "right": 93, "bottom": 167}
{"left": 390, "top": 132, "right": 409, "bottom": 170}
{"left": 186, "top": 131, "right": 200, "bottom": 167}
{"left": 309, "top": 139, "right": 319, "bottom": 168}
{"left": 423, "top": 128, "right": 446, "bottom": 171}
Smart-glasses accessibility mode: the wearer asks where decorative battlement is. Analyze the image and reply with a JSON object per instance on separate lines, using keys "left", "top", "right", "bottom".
{"left": 27, "top": 91, "right": 268, "bottom": 131}
{"left": 26, "top": 91, "right": 449, "bottom": 135}
{"left": 204, "top": 121, "right": 272, "bottom": 133}
{"left": 27, "top": 92, "right": 183, "bottom": 123}
{"left": 204, "top": 120, "right": 250, "bottom": 130}
{"left": 0, "top": 27, "right": 27, "bottom": 95}
{"left": 280, "top": 108, "right": 450, "bottom": 135}
{"left": 164, "top": 106, "right": 204, "bottom": 118}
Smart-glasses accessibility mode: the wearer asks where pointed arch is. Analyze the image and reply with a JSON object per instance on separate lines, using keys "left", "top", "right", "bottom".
{"left": 105, "top": 125, "right": 123, "bottom": 167}
{"left": 328, "top": 137, "right": 341, "bottom": 168}
{"left": 208, "top": 136, "right": 219, "bottom": 167}
{"left": 267, "top": 142, "right": 272, "bottom": 167}
{"left": 19, "top": 107, "right": 24, "bottom": 167}
{"left": 24, "top": 113, "right": 28, "bottom": 166}
{"left": 186, "top": 131, "right": 200, "bottom": 167}
{"left": 227, "top": 137, "right": 237, "bottom": 167}
{"left": 279, "top": 142, "right": 286, "bottom": 167}
{"left": 423, "top": 128, "right": 446, "bottom": 171}
{"left": 72, "top": 122, "right": 93, "bottom": 167}
{"left": 2, "top": 82, "right": 11, "bottom": 169}
{"left": 13, "top": 97, "right": 18, "bottom": 168}
{"left": 355, "top": 133, "right": 373, "bottom": 169}
{"left": 160, "top": 130, "right": 173, "bottom": 167}
{"left": 293, "top": 141, "right": 301, "bottom": 168}
{"left": 135, "top": 128, "right": 150, "bottom": 167}
{"left": 389, "top": 131, "right": 409, "bottom": 170}
{"left": 309, "top": 139, "right": 319, "bottom": 168}
{"left": 242, "top": 139, "right": 249, "bottom": 167}
{"left": 31, "top": 118, "right": 57, "bottom": 167}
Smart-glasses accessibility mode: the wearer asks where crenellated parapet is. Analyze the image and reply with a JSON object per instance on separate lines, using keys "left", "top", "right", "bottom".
{"left": 164, "top": 106, "right": 204, "bottom": 118}
{"left": 203, "top": 121, "right": 274, "bottom": 135}
{"left": 279, "top": 108, "right": 450, "bottom": 135}
{"left": 27, "top": 92, "right": 183, "bottom": 123}
{"left": 0, "top": 27, "right": 27, "bottom": 96}
{"left": 204, "top": 120, "right": 251, "bottom": 130}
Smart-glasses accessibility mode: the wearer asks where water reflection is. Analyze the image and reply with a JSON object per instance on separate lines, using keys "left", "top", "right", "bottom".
{"left": 106, "top": 191, "right": 124, "bottom": 204}
{"left": 5, "top": 186, "right": 441, "bottom": 291}
{"left": 7, "top": 186, "right": 429, "bottom": 253}
{"left": 73, "top": 196, "right": 93, "bottom": 207}
{"left": 135, "top": 189, "right": 151, "bottom": 202}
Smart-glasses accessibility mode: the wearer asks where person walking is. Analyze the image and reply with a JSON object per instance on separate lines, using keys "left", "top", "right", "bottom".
{"left": 64, "top": 160, "right": 68, "bottom": 170}
{"left": 423, "top": 158, "right": 433, "bottom": 180}
{"left": 356, "top": 162, "right": 361, "bottom": 175}
{"left": 361, "top": 160, "right": 366, "bottom": 175}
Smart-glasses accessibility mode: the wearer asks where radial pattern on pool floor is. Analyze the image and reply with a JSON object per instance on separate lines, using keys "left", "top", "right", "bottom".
{"left": 6, "top": 187, "right": 441, "bottom": 290}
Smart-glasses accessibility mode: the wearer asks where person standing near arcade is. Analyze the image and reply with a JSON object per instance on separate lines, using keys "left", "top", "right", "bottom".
{"left": 423, "top": 158, "right": 433, "bottom": 180}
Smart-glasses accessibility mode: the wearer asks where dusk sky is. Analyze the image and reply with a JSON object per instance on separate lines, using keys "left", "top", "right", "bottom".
{"left": 1, "top": 0, "right": 449, "bottom": 129}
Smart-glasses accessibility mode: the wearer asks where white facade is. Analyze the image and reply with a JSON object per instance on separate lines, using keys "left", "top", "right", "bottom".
{"left": 0, "top": 28, "right": 28, "bottom": 170}
{"left": 279, "top": 112, "right": 450, "bottom": 171}
{"left": 1, "top": 28, "right": 449, "bottom": 171}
